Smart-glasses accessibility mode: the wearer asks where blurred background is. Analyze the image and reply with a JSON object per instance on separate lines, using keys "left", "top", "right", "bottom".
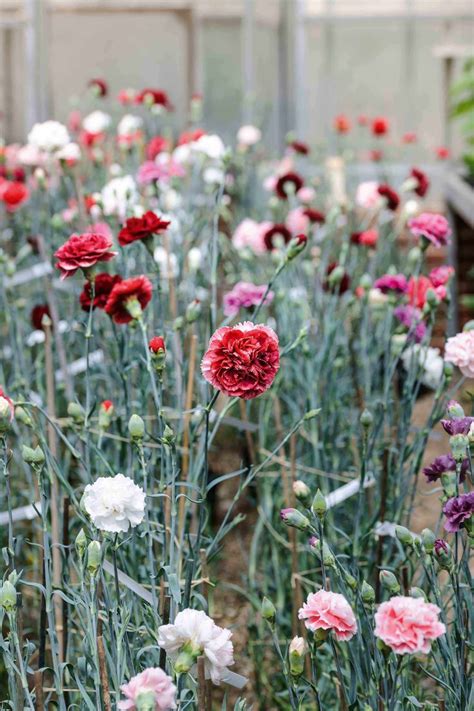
{"left": 0, "top": 0, "right": 472, "bottom": 155}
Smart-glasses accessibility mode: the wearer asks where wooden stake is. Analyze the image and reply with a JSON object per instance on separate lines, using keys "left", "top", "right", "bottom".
{"left": 178, "top": 333, "right": 198, "bottom": 540}
{"left": 44, "top": 320, "right": 64, "bottom": 661}
{"left": 34, "top": 670, "right": 44, "bottom": 710}
{"left": 197, "top": 656, "right": 210, "bottom": 710}
{"left": 97, "top": 636, "right": 112, "bottom": 711}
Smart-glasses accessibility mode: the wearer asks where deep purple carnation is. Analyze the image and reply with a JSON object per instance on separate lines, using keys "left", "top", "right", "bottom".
{"left": 433, "top": 539, "right": 449, "bottom": 555}
{"left": 440, "top": 417, "right": 474, "bottom": 436}
{"left": 423, "top": 454, "right": 469, "bottom": 483}
{"left": 442, "top": 492, "right": 474, "bottom": 533}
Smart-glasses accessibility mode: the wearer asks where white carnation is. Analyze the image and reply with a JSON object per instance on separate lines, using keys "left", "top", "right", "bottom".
{"left": 82, "top": 110, "right": 112, "bottom": 134}
{"left": 117, "top": 114, "right": 143, "bottom": 136}
{"left": 154, "top": 247, "right": 179, "bottom": 279}
{"left": 237, "top": 124, "right": 261, "bottom": 146}
{"left": 401, "top": 345, "right": 444, "bottom": 390}
{"left": 192, "top": 134, "right": 225, "bottom": 161}
{"left": 27, "top": 121, "right": 70, "bottom": 152}
{"left": 83, "top": 473, "right": 145, "bottom": 533}
{"left": 158, "top": 609, "right": 234, "bottom": 684}
{"left": 55, "top": 142, "right": 81, "bottom": 162}
{"left": 101, "top": 175, "right": 138, "bottom": 218}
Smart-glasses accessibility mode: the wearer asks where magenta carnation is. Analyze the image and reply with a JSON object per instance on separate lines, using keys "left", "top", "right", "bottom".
{"left": 408, "top": 213, "right": 451, "bottom": 248}
{"left": 223, "top": 282, "right": 273, "bottom": 317}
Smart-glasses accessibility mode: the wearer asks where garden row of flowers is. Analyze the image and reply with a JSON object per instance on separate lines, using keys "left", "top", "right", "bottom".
{"left": 0, "top": 80, "right": 472, "bottom": 709}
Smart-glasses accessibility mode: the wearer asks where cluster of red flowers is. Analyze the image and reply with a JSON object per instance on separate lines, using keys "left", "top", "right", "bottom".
{"left": 118, "top": 211, "right": 170, "bottom": 247}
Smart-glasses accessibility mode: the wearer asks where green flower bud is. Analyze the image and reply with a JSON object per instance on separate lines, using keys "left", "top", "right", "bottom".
{"left": 443, "top": 361, "right": 454, "bottom": 381}
{"left": 379, "top": 570, "right": 400, "bottom": 594}
{"left": 360, "top": 409, "right": 373, "bottom": 428}
{"left": 311, "top": 489, "right": 327, "bottom": 518}
{"left": 304, "top": 408, "right": 321, "bottom": 421}
{"left": 449, "top": 434, "right": 469, "bottom": 462}
{"left": 185, "top": 299, "right": 201, "bottom": 324}
{"left": 280, "top": 508, "right": 311, "bottom": 531}
{"left": 361, "top": 580, "right": 375, "bottom": 605}
{"left": 67, "top": 402, "right": 85, "bottom": 423}
{"left": 21, "top": 445, "right": 45, "bottom": 465}
{"left": 463, "top": 319, "right": 474, "bottom": 332}
{"left": 289, "top": 636, "right": 307, "bottom": 677}
{"left": 261, "top": 596, "right": 276, "bottom": 624}
{"left": 421, "top": 528, "right": 436, "bottom": 553}
{"left": 75, "top": 528, "right": 87, "bottom": 558}
{"left": 359, "top": 273, "right": 372, "bottom": 291}
{"left": 293, "top": 480, "right": 311, "bottom": 506}
{"left": 395, "top": 525, "right": 414, "bottom": 547}
{"left": 87, "top": 541, "right": 101, "bottom": 576}
{"left": 286, "top": 234, "right": 307, "bottom": 261}
{"left": 162, "top": 425, "right": 175, "bottom": 447}
{"left": 14, "top": 406, "right": 32, "bottom": 427}
{"left": 409, "top": 587, "right": 426, "bottom": 600}
{"left": 0, "top": 580, "right": 17, "bottom": 612}
{"left": 344, "top": 573, "right": 358, "bottom": 591}
{"left": 128, "top": 414, "right": 145, "bottom": 441}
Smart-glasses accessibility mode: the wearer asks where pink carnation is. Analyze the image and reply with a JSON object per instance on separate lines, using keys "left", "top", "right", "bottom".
{"left": 374, "top": 596, "right": 445, "bottom": 654}
{"left": 444, "top": 330, "right": 474, "bottom": 378}
{"left": 408, "top": 213, "right": 451, "bottom": 248}
{"left": 231, "top": 219, "right": 269, "bottom": 254}
{"left": 223, "top": 282, "right": 273, "bottom": 317}
{"left": 201, "top": 321, "right": 279, "bottom": 399}
{"left": 298, "top": 590, "right": 357, "bottom": 641}
{"left": 286, "top": 207, "right": 310, "bottom": 235}
{"left": 118, "top": 667, "right": 176, "bottom": 710}
{"left": 429, "top": 265, "right": 454, "bottom": 288}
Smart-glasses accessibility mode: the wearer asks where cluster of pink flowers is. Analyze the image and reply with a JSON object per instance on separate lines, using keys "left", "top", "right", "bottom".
{"left": 223, "top": 282, "right": 273, "bottom": 317}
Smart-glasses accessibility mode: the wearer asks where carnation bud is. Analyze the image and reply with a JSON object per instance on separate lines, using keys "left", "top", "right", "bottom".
{"left": 425, "top": 288, "right": 439, "bottom": 308}
{"left": 14, "top": 406, "right": 32, "bottom": 427}
{"left": 162, "top": 424, "right": 175, "bottom": 448}
{"left": 149, "top": 336, "right": 166, "bottom": 373}
{"left": 0, "top": 580, "right": 17, "bottom": 613}
{"left": 286, "top": 234, "right": 307, "bottom": 261}
{"left": 293, "top": 480, "right": 311, "bottom": 506}
{"left": 128, "top": 414, "right": 145, "bottom": 441}
{"left": 261, "top": 596, "right": 276, "bottom": 624}
{"left": 361, "top": 580, "right": 375, "bottom": 605}
{"left": 185, "top": 299, "right": 201, "bottom": 324}
{"left": 379, "top": 570, "right": 400, "bottom": 594}
{"left": 407, "top": 246, "right": 421, "bottom": 266}
{"left": 75, "top": 528, "right": 87, "bottom": 558}
{"left": 98, "top": 400, "right": 114, "bottom": 430}
{"left": 433, "top": 539, "right": 452, "bottom": 571}
{"left": 280, "top": 508, "right": 310, "bottom": 531}
{"left": 328, "top": 265, "right": 345, "bottom": 287}
{"left": 443, "top": 361, "right": 454, "bottom": 381}
{"left": 449, "top": 434, "right": 469, "bottom": 462}
{"left": 344, "top": 572, "right": 358, "bottom": 591}
{"left": 311, "top": 489, "right": 327, "bottom": 518}
{"left": 67, "top": 402, "right": 85, "bottom": 423}
{"left": 87, "top": 540, "right": 101, "bottom": 576}
{"left": 360, "top": 409, "right": 373, "bottom": 429}
{"left": 0, "top": 396, "right": 13, "bottom": 432}
{"left": 359, "top": 273, "right": 372, "bottom": 291}
{"left": 21, "top": 445, "right": 45, "bottom": 466}
{"left": 409, "top": 587, "right": 426, "bottom": 600}
{"left": 304, "top": 408, "right": 320, "bottom": 421}
{"left": 289, "top": 636, "right": 307, "bottom": 677}
{"left": 421, "top": 528, "right": 436, "bottom": 553}
{"left": 395, "top": 525, "right": 414, "bottom": 547}
{"left": 320, "top": 542, "right": 336, "bottom": 568}
{"left": 446, "top": 400, "right": 464, "bottom": 418}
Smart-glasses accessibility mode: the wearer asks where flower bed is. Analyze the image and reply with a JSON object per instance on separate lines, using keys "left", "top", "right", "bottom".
{"left": 0, "top": 83, "right": 472, "bottom": 710}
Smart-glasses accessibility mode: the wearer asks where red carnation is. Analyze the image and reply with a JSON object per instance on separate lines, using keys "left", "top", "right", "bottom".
{"left": 290, "top": 140, "right": 310, "bottom": 155}
{"left": 105, "top": 275, "right": 153, "bottom": 324}
{"left": 201, "top": 322, "right": 280, "bottom": 400}
{"left": 178, "top": 128, "right": 206, "bottom": 146}
{"left": 377, "top": 184, "right": 400, "bottom": 211}
{"left": 79, "top": 273, "right": 122, "bottom": 311}
{"left": 146, "top": 136, "right": 169, "bottom": 161}
{"left": 410, "top": 168, "right": 429, "bottom": 197}
{"left": 88, "top": 78, "right": 108, "bottom": 97}
{"left": 2, "top": 181, "right": 29, "bottom": 211}
{"left": 436, "top": 146, "right": 450, "bottom": 160}
{"left": 118, "top": 211, "right": 170, "bottom": 247}
{"left": 371, "top": 117, "right": 389, "bottom": 136}
{"left": 303, "top": 208, "right": 325, "bottom": 224}
{"left": 263, "top": 223, "right": 292, "bottom": 251}
{"left": 275, "top": 172, "right": 304, "bottom": 200}
{"left": 402, "top": 132, "right": 417, "bottom": 144}
{"left": 136, "top": 89, "right": 173, "bottom": 111}
{"left": 101, "top": 400, "right": 113, "bottom": 412}
{"left": 149, "top": 336, "right": 166, "bottom": 354}
{"left": 31, "top": 304, "right": 51, "bottom": 331}
{"left": 333, "top": 114, "right": 351, "bottom": 134}
{"left": 324, "top": 263, "right": 351, "bottom": 294}
{"left": 54, "top": 232, "right": 117, "bottom": 279}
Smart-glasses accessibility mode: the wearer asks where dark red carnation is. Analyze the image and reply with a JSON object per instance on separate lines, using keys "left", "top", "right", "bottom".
{"left": 303, "top": 208, "right": 325, "bottom": 224}
{"left": 31, "top": 304, "right": 51, "bottom": 331}
{"left": 146, "top": 136, "right": 169, "bottom": 161}
{"left": 263, "top": 223, "right": 292, "bottom": 251}
{"left": 79, "top": 273, "right": 122, "bottom": 311}
{"left": 324, "top": 262, "right": 351, "bottom": 294}
{"left": 54, "top": 232, "right": 117, "bottom": 279}
{"left": 135, "top": 89, "right": 173, "bottom": 111}
{"left": 410, "top": 168, "right": 429, "bottom": 197}
{"left": 88, "top": 78, "right": 108, "bottom": 97}
{"left": 12, "top": 167, "right": 25, "bottom": 182}
{"left": 149, "top": 336, "right": 166, "bottom": 354}
{"left": 290, "top": 140, "right": 310, "bottom": 155}
{"left": 118, "top": 211, "right": 170, "bottom": 247}
{"left": 377, "top": 184, "right": 400, "bottom": 211}
{"left": 275, "top": 171, "right": 304, "bottom": 200}
{"left": 105, "top": 275, "right": 153, "bottom": 324}
{"left": 371, "top": 117, "right": 389, "bottom": 136}
{"left": 201, "top": 322, "right": 280, "bottom": 399}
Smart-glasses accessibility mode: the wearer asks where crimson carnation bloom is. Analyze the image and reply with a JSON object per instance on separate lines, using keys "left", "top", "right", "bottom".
{"left": 31, "top": 304, "right": 51, "bottom": 331}
{"left": 443, "top": 492, "right": 474, "bottom": 533}
{"left": 303, "top": 208, "right": 325, "bottom": 224}
{"left": 289, "top": 140, "right": 310, "bottom": 155}
{"left": 105, "top": 275, "right": 153, "bottom": 324}
{"left": 2, "top": 181, "right": 29, "bottom": 211}
{"left": 149, "top": 336, "right": 166, "bottom": 354}
{"left": 351, "top": 229, "right": 378, "bottom": 247}
{"left": 118, "top": 211, "right": 170, "bottom": 247}
{"left": 146, "top": 136, "right": 169, "bottom": 161}
{"left": 79, "top": 273, "right": 122, "bottom": 311}
{"left": 54, "top": 232, "right": 117, "bottom": 280}
{"left": 410, "top": 168, "right": 429, "bottom": 197}
{"left": 263, "top": 223, "right": 292, "bottom": 251}
{"left": 275, "top": 172, "right": 304, "bottom": 200}
{"left": 371, "top": 117, "right": 389, "bottom": 136}
{"left": 377, "top": 184, "right": 400, "bottom": 211}
{"left": 136, "top": 88, "right": 173, "bottom": 110}
{"left": 201, "top": 321, "right": 280, "bottom": 400}
{"left": 88, "top": 78, "right": 108, "bottom": 96}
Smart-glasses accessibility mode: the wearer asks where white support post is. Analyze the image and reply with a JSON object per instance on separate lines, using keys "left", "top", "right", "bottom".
{"left": 242, "top": 0, "right": 255, "bottom": 124}
{"left": 24, "top": 0, "right": 50, "bottom": 131}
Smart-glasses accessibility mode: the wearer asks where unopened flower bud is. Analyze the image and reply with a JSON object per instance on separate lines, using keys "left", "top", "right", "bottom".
{"left": 162, "top": 424, "right": 175, "bottom": 447}
{"left": 128, "top": 414, "right": 145, "bottom": 441}
{"left": 446, "top": 400, "right": 464, "bottom": 418}
{"left": 261, "top": 596, "right": 276, "bottom": 624}
{"left": 361, "top": 580, "right": 375, "bottom": 605}
{"left": 344, "top": 572, "right": 358, "bottom": 591}
{"left": 407, "top": 246, "right": 421, "bottom": 266}
{"left": 67, "top": 402, "right": 85, "bottom": 423}
{"left": 14, "top": 406, "right": 32, "bottom": 427}
{"left": 185, "top": 299, "right": 201, "bottom": 324}
{"left": 21, "top": 445, "right": 45, "bottom": 466}
{"left": 149, "top": 336, "right": 166, "bottom": 372}
{"left": 286, "top": 234, "right": 307, "bottom": 261}
{"left": 311, "top": 489, "right": 327, "bottom": 518}
{"left": 443, "top": 361, "right": 453, "bottom": 381}
{"left": 87, "top": 541, "right": 101, "bottom": 576}
{"left": 449, "top": 434, "right": 469, "bottom": 462}
{"left": 360, "top": 409, "right": 373, "bottom": 429}
{"left": 321, "top": 542, "right": 336, "bottom": 568}
{"left": 425, "top": 288, "right": 439, "bottom": 308}
{"left": 280, "top": 508, "right": 310, "bottom": 531}
{"left": 433, "top": 539, "right": 452, "bottom": 571}
{"left": 328, "top": 265, "right": 345, "bottom": 287}
{"left": 293, "top": 480, "right": 311, "bottom": 506}
{"left": 304, "top": 408, "right": 320, "bottom": 421}
{"left": 379, "top": 570, "right": 400, "bottom": 594}
{"left": 0, "top": 580, "right": 17, "bottom": 613}
{"left": 75, "top": 528, "right": 87, "bottom": 557}
{"left": 395, "top": 525, "right": 414, "bottom": 547}
{"left": 421, "top": 528, "right": 436, "bottom": 553}
{"left": 289, "top": 636, "right": 307, "bottom": 677}
{"left": 98, "top": 400, "right": 114, "bottom": 429}
{"left": 359, "top": 273, "right": 372, "bottom": 291}
{"left": 409, "top": 587, "right": 426, "bottom": 600}
{"left": 0, "top": 393, "right": 14, "bottom": 432}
